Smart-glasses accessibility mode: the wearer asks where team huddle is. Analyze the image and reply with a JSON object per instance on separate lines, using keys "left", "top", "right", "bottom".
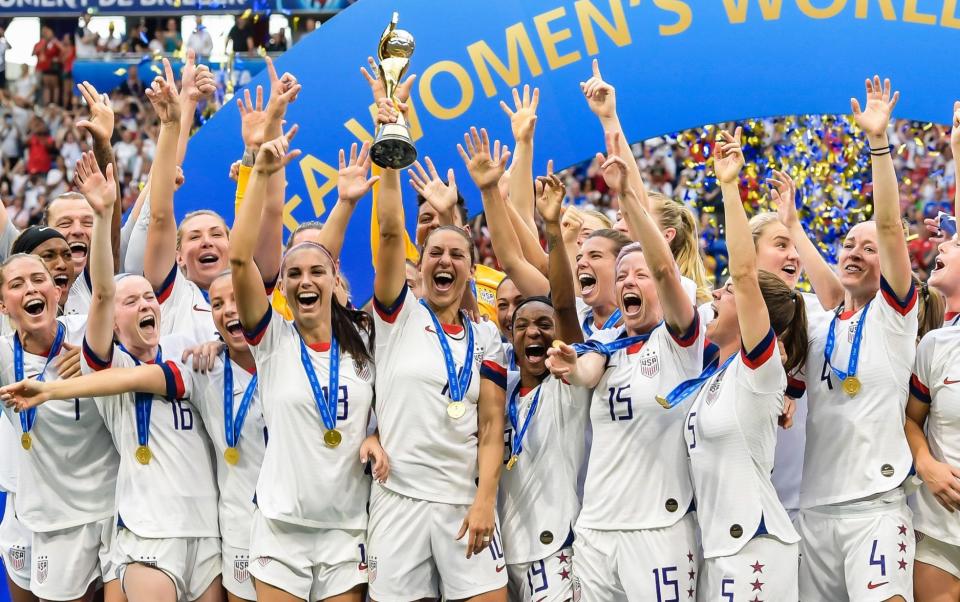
{"left": 0, "top": 44, "right": 956, "bottom": 602}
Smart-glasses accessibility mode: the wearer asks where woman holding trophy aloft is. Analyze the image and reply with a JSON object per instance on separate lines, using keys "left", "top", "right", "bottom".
{"left": 363, "top": 16, "right": 510, "bottom": 601}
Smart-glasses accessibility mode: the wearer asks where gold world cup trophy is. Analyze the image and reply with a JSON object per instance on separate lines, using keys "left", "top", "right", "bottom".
{"left": 370, "top": 12, "right": 417, "bottom": 169}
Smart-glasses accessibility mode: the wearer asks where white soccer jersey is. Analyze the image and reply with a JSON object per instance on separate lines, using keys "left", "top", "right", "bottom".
{"left": 801, "top": 278, "right": 918, "bottom": 508}
{"left": 0, "top": 315, "right": 119, "bottom": 532}
{"left": 155, "top": 264, "right": 218, "bottom": 344}
{"left": 81, "top": 334, "right": 219, "bottom": 538}
{"left": 179, "top": 354, "right": 266, "bottom": 549}
{"left": 577, "top": 315, "right": 704, "bottom": 530}
{"left": 910, "top": 325, "right": 960, "bottom": 545}
{"left": 685, "top": 330, "right": 799, "bottom": 558}
{"left": 771, "top": 292, "right": 832, "bottom": 515}
{"left": 63, "top": 267, "right": 92, "bottom": 317}
{"left": 499, "top": 372, "right": 589, "bottom": 564}
{"left": 244, "top": 307, "right": 374, "bottom": 529}
{"left": 373, "top": 285, "right": 506, "bottom": 505}
{"left": 0, "top": 412, "right": 17, "bottom": 493}
{"left": 575, "top": 297, "right": 622, "bottom": 339}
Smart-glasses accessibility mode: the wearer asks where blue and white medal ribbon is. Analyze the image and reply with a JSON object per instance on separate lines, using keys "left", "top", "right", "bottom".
{"left": 657, "top": 351, "right": 738, "bottom": 409}
{"left": 298, "top": 333, "right": 342, "bottom": 448}
{"left": 13, "top": 322, "right": 65, "bottom": 450}
{"left": 118, "top": 343, "right": 162, "bottom": 464}
{"left": 582, "top": 308, "right": 622, "bottom": 336}
{"left": 824, "top": 302, "right": 870, "bottom": 396}
{"left": 420, "top": 299, "right": 475, "bottom": 419}
{"left": 222, "top": 351, "right": 258, "bottom": 464}
{"left": 505, "top": 383, "right": 542, "bottom": 470}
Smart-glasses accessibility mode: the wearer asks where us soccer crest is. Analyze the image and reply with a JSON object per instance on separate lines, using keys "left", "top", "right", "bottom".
{"left": 848, "top": 321, "right": 858, "bottom": 343}
{"left": 36, "top": 555, "right": 48, "bottom": 584}
{"left": 706, "top": 374, "right": 724, "bottom": 405}
{"left": 234, "top": 557, "right": 250, "bottom": 583}
{"left": 354, "top": 358, "right": 372, "bottom": 381}
{"left": 639, "top": 352, "right": 660, "bottom": 378}
{"left": 9, "top": 546, "right": 25, "bottom": 571}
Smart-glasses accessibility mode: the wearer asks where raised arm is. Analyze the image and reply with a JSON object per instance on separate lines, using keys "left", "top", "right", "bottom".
{"left": 580, "top": 59, "right": 647, "bottom": 209}
{"left": 851, "top": 76, "right": 911, "bottom": 298}
{"left": 459, "top": 127, "right": 547, "bottom": 298}
{"left": 73, "top": 151, "right": 117, "bottom": 360}
{"left": 771, "top": 169, "right": 843, "bottom": 310}
{"left": 499, "top": 85, "right": 539, "bottom": 234}
{"left": 142, "top": 59, "right": 182, "bottom": 291}
{"left": 230, "top": 127, "right": 301, "bottom": 330}
{"left": 602, "top": 132, "right": 693, "bottom": 334}
{"left": 537, "top": 173, "right": 583, "bottom": 344}
{"left": 363, "top": 59, "right": 415, "bottom": 306}
{"left": 716, "top": 127, "right": 769, "bottom": 352}
{"left": 174, "top": 49, "right": 216, "bottom": 166}
{"left": 545, "top": 342, "right": 606, "bottom": 388}
{"left": 76, "top": 81, "right": 122, "bottom": 271}
{"left": 317, "top": 142, "right": 379, "bottom": 258}
{"left": 408, "top": 156, "right": 460, "bottom": 227}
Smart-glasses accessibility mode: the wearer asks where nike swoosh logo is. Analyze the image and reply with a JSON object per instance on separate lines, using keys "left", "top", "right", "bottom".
{"left": 192, "top": 305, "right": 211, "bottom": 313}
{"left": 867, "top": 581, "right": 889, "bottom": 590}
{"left": 495, "top": 564, "right": 505, "bottom": 573}
{"left": 945, "top": 378, "right": 960, "bottom": 385}
{"left": 358, "top": 562, "right": 368, "bottom": 570}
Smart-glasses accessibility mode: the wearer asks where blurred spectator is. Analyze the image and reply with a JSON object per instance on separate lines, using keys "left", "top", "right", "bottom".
{"left": 117, "top": 65, "right": 144, "bottom": 98}
{"left": 75, "top": 13, "right": 99, "bottom": 58}
{"left": 33, "top": 26, "right": 63, "bottom": 106}
{"left": 227, "top": 15, "right": 256, "bottom": 55}
{"left": 26, "top": 119, "right": 55, "bottom": 175}
{"left": 98, "top": 21, "right": 122, "bottom": 53}
{"left": 11, "top": 65, "right": 34, "bottom": 103}
{"left": 293, "top": 17, "right": 317, "bottom": 44}
{"left": 61, "top": 33, "right": 76, "bottom": 110}
{"left": 160, "top": 18, "right": 183, "bottom": 53}
{"left": 267, "top": 28, "right": 288, "bottom": 53}
{"left": 1, "top": 112, "right": 18, "bottom": 170}
{"left": 0, "top": 25, "right": 11, "bottom": 91}
{"left": 186, "top": 16, "right": 213, "bottom": 58}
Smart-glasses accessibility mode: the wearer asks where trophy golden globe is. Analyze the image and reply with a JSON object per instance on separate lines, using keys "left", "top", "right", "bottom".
{"left": 370, "top": 12, "right": 417, "bottom": 169}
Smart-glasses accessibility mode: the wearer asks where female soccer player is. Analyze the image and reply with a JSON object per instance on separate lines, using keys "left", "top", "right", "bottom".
{"left": 545, "top": 147, "right": 705, "bottom": 600}
{"left": 793, "top": 77, "right": 918, "bottom": 602}
{"left": 906, "top": 325, "right": 960, "bottom": 602}
{"left": 930, "top": 232, "right": 960, "bottom": 327}
{"left": 498, "top": 173, "right": 587, "bottom": 601}
{"left": 685, "top": 127, "right": 807, "bottom": 600}
{"left": 231, "top": 127, "right": 383, "bottom": 602}
{"left": 368, "top": 123, "right": 507, "bottom": 601}
{"left": 0, "top": 151, "right": 122, "bottom": 602}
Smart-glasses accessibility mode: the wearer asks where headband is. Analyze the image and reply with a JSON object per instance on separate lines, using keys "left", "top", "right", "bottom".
{"left": 11, "top": 226, "right": 66, "bottom": 255}
{"left": 281, "top": 241, "right": 338, "bottom": 273}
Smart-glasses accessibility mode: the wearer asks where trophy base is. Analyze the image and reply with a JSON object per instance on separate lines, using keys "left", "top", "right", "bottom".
{"left": 371, "top": 122, "right": 417, "bottom": 169}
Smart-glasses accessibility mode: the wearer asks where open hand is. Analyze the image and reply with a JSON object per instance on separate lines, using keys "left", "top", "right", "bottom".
{"left": 145, "top": 58, "right": 181, "bottom": 125}
{"left": 500, "top": 84, "right": 539, "bottom": 143}
{"left": 76, "top": 81, "right": 114, "bottom": 143}
{"left": 457, "top": 127, "right": 511, "bottom": 191}
{"left": 851, "top": 75, "right": 899, "bottom": 140}
{"left": 74, "top": 150, "right": 116, "bottom": 217}
{"left": 254, "top": 125, "right": 302, "bottom": 175}
{"left": 337, "top": 141, "right": 380, "bottom": 204}
{"left": 767, "top": 169, "right": 798, "bottom": 229}
{"left": 408, "top": 156, "right": 458, "bottom": 215}
{"left": 0, "top": 379, "right": 51, "bottom": 412}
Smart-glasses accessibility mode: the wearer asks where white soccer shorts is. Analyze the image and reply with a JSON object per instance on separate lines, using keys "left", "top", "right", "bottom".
{"left": 507, "top": 545, "right": 579, "bottom": 602}
{"left": 115, "top": 528, "right": 220, "bottom": 601}
{"left": 699, "top": 535, "right": 798, "bottom": 602}
{"left": 0, "top": 495, "right": 30, "bottom": 591}
{"left": 31, "top": 516, "right": 115, "bottom": 600}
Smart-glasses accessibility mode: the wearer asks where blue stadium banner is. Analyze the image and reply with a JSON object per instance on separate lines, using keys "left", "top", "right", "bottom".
{"left": 178, "top": 0, "right": 960, "bottom": 305}
{"left": 0, "top": 0, "right": 352, "bottom": 16}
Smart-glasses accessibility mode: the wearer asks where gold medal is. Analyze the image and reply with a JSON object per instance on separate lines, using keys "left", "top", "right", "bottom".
{"left": 506, "top": 455, "right": 518, "bottom": 470}
{"left": 224, "top": 447, "right": 240, "bottom": 465}
{"left": 20, "top": 433, "right": 31, "bottom": 450}
{"left": 135, "top": 445, "right": 152, "bottom": 465}
{"left": 655, "top": 395, "right": 670, "bottom": 409}
{"left": 551, "top": 340, "right": 564, "bottom": 349}
{"left": 323, "top": 429, "right": 342, "bottom": 448}
{"left": 447, "top": 401, "right": 466, "bottom": 420}
{"left": 842, "top": 376, "right": 861, "bottom": 397}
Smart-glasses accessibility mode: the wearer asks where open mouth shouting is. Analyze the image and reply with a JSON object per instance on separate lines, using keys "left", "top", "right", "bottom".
{"left": 781, "top": 263, "right": 798, "bottom": 278}
{"left": 296, "top": 291, "right": 320, "bottom": 309}
{"left": 433, "top": 271, "right": 455, "bottom": 293}
{"left": 197, "top": 252, "right": 220, "bottom": 267}
{"left": 23, "top": 297, "right": 46, "bottom": 316}
{"left": 224, "top": 319, "right": 243, "bottom": 338}
{"left": 933, "top": 256, "right": 946, "bottom": 272}
{"left": 578, "top": 272, "right": 597, "bottom": 297}
{"left": 69, "top": 241, "right": 88, "bottom": 260}
{"left": 621, "top": 291, "right": 643, "bottom": 317}
{"left": 138, "top": 314, "right": 157, "bottom": 335}
{"left": 52, "top": 273, "right": 70, "bottom": 289}
{"left": 524, "top": 343, "right": 547, "bottom": 366}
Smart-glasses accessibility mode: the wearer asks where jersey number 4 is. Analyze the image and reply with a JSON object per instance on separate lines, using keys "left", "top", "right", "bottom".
{"left": 607, "top": 385, "right": 633, "bottom": 421}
